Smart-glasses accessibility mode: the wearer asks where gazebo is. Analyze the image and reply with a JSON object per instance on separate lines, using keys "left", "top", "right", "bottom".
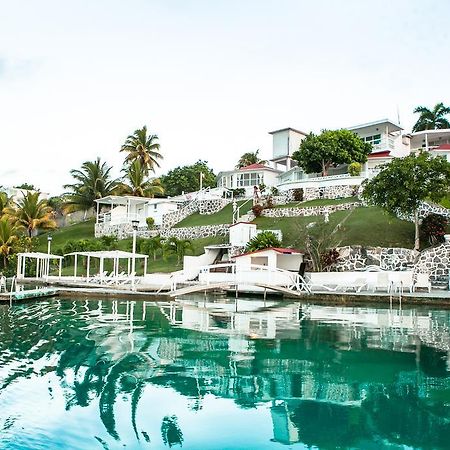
{"left": 16, "top": 252, "right": 64, "bottom": 280}
{"left": 64, "top": 250, "right": 149, "bottom": 281}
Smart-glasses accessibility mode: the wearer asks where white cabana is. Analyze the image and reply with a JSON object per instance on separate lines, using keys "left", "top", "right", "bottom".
{"left": 64, "top": 250, "right": 149, "bottom": 281}
{"left": 17, "top": 252, "right": 63, "bottom": 280}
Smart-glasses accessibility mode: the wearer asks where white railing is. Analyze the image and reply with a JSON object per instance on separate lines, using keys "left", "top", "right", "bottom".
{"left": 194, "top": 262, "right": 311, "bottom": 294}
{"left": 97, "top": 212, "right": 143, "bottom": 225}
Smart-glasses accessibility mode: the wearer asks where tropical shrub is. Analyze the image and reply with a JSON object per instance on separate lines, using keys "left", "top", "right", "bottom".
{"left": 140, "top": 236, "right": 164, "bottom": 261}
{"left": 348, "top": 162, "right": 362, "bottom": 176}
{"left": 263, "top": 195, "right": 274, "bottom": 209}
{"left": 100, "top": 235, "right": 118, "bottom": 249}
{"left": 420, "top": 213, "right": 448, "bottom": 246}
{"left": 163, "top": 237, "right": 194, "bottom": 265}
{"left": 231, "top": 188, "right": 246, "bottom": 198}
{"left": 146, "top": 217, "right": 155, "bottom": 229}
{"left": 270, "top": 186, "right": 279, "bottom": 196}
{"left": 321, "top": 248, "right": 340, "bottom": 271}
{"left": 245, "top": 231, "right": 282, "bottom": 252}
{"left": 251, "top": 204, "right": 264, "bottom": 217}
{"left": 292, "top": 188, "right": 304, "bottom": 202}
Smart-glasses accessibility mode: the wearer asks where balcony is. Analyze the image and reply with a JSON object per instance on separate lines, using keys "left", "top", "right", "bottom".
{"left": 97, "top": 212, "right": 145, "bottom": 226}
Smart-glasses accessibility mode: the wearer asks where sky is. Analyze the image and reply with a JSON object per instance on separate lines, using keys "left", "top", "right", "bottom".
{"left": 0, "top": 0, "right": 449, "bottom": 195}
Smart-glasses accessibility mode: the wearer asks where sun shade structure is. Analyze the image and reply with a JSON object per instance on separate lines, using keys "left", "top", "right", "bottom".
{"left": 64, "top": 250, "right": 149, "bottom": 280}
{"left": 16, "top": 252, "right": 64, "bottom": 280}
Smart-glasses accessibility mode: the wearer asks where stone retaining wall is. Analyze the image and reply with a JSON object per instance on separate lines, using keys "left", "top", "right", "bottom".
{"left": 160, "top": 224, "right": 229, "bottom": 240}
{"left": 330, "top": 246, "right": 418, "bottom": 272}
{"left": 284, "top": 185, "right": 359, "bottom": 202}
{"left": 414, "top": 243, "right": 450, "bottom": 285}
{"left": 260, "top": 202, "right": 360, "bottom": 218}
{"left": 95, "top": 223, "right": 159, "bottom": 240}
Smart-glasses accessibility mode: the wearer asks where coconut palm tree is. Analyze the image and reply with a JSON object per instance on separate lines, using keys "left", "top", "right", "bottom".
{"left": 120, "top": 126, "right": 162, "bottom": 174}
{"left": 164, "top": 237, "right": 193, "bottom": 265}
{"left": 116, "top": 160, "right": 165, "bottom": 197}
{"left": 64, "top": 158, "right": 119, "bottom": 215}
{"left": 5, "top": 192, "right": 56, "bottom": 237}
{"left": 412, "top": 102, "right": 450, "bottom": 132}
{"left": 0, "top": 218, "right": 18, "bottom": 268}
{"left": 140, "top": 236, "right": 164, "bottom": 261}
{"left": 236, "top": 149, "right": 267, "bottom": 169}
{"left": 0, "top": 191, "right": 11, "bottom": 218}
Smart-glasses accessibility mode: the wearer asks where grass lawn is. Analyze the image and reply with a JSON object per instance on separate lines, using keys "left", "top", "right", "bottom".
{"left": 254, "top": 206, "right": 415, "bottom": 249}
{"left": 438, "top": 193, "right": 450, "bottom": 209}
{"left": 175, "top": 200, "right": 249, "bottom": 227}
{"left": 36, "top": 219, "right": 96, "bottom": 252}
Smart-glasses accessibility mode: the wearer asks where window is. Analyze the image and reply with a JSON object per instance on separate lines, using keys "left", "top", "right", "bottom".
{"left": 236, "top": 172, "right": 264, "bottom": 187}
{"left": 364, "top": 134, "right": 382, "bottom": 145}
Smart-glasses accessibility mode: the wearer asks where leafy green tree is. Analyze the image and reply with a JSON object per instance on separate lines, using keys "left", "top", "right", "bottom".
{"left": 116, "top": 160, "right": 164, "bottom": 197}
{"left": 64, "top": 158, "right": 119, "bottom": 214}
{"left": 412, "top": 102, "right": 450, "bottom": 132}
{"left": 245, "top": 230, "right": 282, "bottom": 252}
{"left": 236, "top": 149, "right": 267, "bottom": 169}
{"left": 292, "top": 129, "right": 372, "bottom": 177}
{"left": 0, "top": 218, "right": 18, "bottom": 268}
{"left": 120, "top": 126, "right": 162, "bottom": 174}
{"left": 5, "top": 192, "right": 57, "bottom": 237}
{"left": 160, "top": 160, "right": 216, "bottom": 197}
{"left": 362, "top": 152, "right": 450, "bottom": 250}
{"left": 164, "top": 237, "right": 193, "bottom": 265}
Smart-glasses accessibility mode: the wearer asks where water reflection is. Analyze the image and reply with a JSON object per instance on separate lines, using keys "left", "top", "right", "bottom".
{"left": 0, "top": 297, "right": 449, "bottom": 449}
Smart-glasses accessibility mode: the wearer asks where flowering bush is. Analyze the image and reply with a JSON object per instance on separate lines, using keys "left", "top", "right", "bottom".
{"left": 420, "top": 213, "right": 448, "bottom": 246}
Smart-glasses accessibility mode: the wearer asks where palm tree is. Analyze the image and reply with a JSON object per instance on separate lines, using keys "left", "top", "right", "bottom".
{"left": 0, "top": 191, "right": 11, "bottom": 218}
{"left": 64, "top": 158, "right": 119, "bottom": 215}
{"left": 236, "top": 149, "right": 267, "bottom": 169}
{"left": 120, "top": 126, "right": 162, "bottom": 174}
{"left": 116, "top": 160, "right": 165, "bottom": 197}
{"left": 140, "top": 236, "right": 164, "bottom": 261}
{"left": 412, "top": 102, "right": 450, "bottom": 132}
{"left": 0, "top": 218, "right": 18, "bottom": 268}
{"left": 5, "top": 192, "right": 56, "bottom": 237}
{"left": 164, "top": 237, "right": 193, "bottom": 265}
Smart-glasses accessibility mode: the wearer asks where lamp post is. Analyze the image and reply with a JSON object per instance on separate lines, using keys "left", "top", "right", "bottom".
{"left": 131, "top": 220, "right": 139, "bottom": 289}
{"left": 46, "top": 235, "right": 53, "bottom": 280}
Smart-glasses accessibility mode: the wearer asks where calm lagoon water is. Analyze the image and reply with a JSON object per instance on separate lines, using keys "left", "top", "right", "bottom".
{"left": 0, "top": 296, "right": 450, "bottom": 450}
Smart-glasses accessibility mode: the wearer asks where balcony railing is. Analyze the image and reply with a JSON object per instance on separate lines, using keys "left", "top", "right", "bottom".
{"left": 97, "top": 212, "right": 144, "bottom": 225}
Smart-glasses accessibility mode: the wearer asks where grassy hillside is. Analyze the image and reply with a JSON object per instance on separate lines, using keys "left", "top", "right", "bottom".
{"left": 255, "top": 207, "right": 415, "bottom": 249}
{"left": 34, "top": 198, "right": 425, "bottom": 275}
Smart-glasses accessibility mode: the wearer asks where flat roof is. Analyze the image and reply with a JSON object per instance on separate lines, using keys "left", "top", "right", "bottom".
{"left": 268, "top": 127, "right": 308, "bottom": 136}
{"left": 64, "top": 250, "right": 148, "bottom": 259}
{"left": 17, "top": 252, "right": 63, "bottom": 259}
{"left": 347, "top": 119, "right": 403, "bottom": 132}
{"left": 95, "top": 195, "right": 175, "bottom": 205}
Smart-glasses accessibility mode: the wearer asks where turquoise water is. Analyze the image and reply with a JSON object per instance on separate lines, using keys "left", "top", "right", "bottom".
{"left": 0, "top": 297, "right": 450, "bottom": 449}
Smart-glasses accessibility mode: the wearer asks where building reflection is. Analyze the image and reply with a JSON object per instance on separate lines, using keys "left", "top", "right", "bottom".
{"left": 1, "top": 297, "right": 450, "bottom": 448}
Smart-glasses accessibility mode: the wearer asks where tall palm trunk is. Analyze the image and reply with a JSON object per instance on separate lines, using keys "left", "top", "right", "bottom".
{"left": 414, "top": 209, "right": 420, "bottom": 251}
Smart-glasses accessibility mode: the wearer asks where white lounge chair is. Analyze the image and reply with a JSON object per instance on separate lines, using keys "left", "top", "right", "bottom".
{"left": 413, "top": 273, "right": 431, "bottom": 293}
{"left": 0, "top": 276, "right": 6, "bottom": 293}
{"left": 391, "top": 272, "right": 414, "bottom": 294}
{"left": 374, "top": 272, "right": 391, "bottom": 292}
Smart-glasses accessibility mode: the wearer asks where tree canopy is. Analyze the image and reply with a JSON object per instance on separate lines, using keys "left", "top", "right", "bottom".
{"left": 292, "top": 129, "right": 372, "bottom": 176}
{"left": 412, "top": 102, "right": 450, "bottom": 132}
{"left": 236, "top": 150, "right": 267, "bottom": 169}
{"left": 63, "top": 158, "right": 119, "bottom": 213}
{"left": 120, "top": 126, "right": 162, "bottom": 174}
{"left": 117, "top": 160, "right": 165, "bottom": 197}
{"left": 160, "top": 160, "right": 216, "bottom": 197}
{"left": 362, "top": 152, "right": 450, "bottom": 250}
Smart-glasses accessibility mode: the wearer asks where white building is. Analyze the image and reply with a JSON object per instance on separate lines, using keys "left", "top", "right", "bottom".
{"left": 217, "top": 163, "right": 282, "bottom": 197}
{"left": 233, "top": 247, "right": 304, "bottom": 272}
{"left": 95, "top": 195, "right": 179, "bottom": 228}
{"left": 269, "top": 127, "right": 307, "bottom": 171}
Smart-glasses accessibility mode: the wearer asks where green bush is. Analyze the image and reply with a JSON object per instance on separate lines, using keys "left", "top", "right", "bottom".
{"left": 146, "top": 217, "right": 155, "bottom": 229}
{"left": 245, "top": 230, "right": 282, "bottom": 252}
{"left": 420, "top": 213, "right": 448, "bottom": 246}
{"left": 231, "top": 188, "right": 246, "bottom": 198}
{"left": 348, "top": 162, "right": 362, "bottom": 176}
{"left": 251, "top": 204, "right": 264, "bottom": 217}
{"left": 292, "top": 188, "right": 304, "bottom": 201}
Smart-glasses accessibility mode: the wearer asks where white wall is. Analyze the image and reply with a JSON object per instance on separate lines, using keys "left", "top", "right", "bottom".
{"left": 229, "top": 223, "right": 258, "bottom": 247}
{"left": 183, "top": 248, "right": 221, "bottom": 280}
{"left": 145, "top": 202, "right": 178, "bottom": 226}
{"left": 272, "top": 130, "right": 290, "bottom": 158}
{"left": 276, "top": 254, "right": 303, "bottom": 271}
